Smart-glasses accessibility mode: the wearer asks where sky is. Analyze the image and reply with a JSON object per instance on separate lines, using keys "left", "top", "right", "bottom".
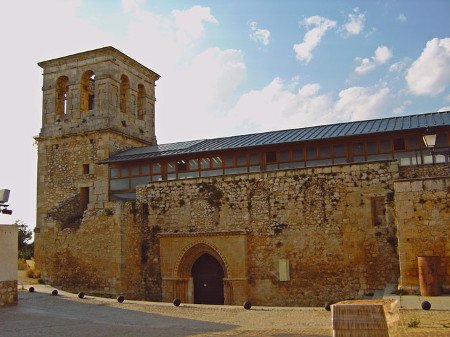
{"left": 1, "top": 0, "right": 450, "bottom": 231}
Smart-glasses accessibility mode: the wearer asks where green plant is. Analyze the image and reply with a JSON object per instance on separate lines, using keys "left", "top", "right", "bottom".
{"left": 38, "top": 278, "right": 46, "bottom": 284}
{"left": 408, "top": 319, "right": 420, "bottom": 328}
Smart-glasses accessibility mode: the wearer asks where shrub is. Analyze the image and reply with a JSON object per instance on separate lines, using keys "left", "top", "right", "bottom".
{"left": 26, "top": 268, "right": 41, "bottom": 279}
{"left": 18, "top": 259, "right": 28, "bottom": 270}
{"left": 408, "top": 319, "right": 420, "bottom": 328}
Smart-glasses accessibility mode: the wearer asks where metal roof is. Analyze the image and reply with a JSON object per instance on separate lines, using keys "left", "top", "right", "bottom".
{"left": 101, "top": 111, "right": 450, "bottom": 163}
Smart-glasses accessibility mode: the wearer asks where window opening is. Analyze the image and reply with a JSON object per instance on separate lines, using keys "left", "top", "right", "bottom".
{"left": 120, "top": 74, "right": 130, "bottom": 114}
{"left": 279, "top": 150, "right": 289, "bottom": 162}
{"left": 266, "top": 151, "right": 277, "bottom": 163}
{"left": 306, "top": 147, "right": 317, "bottom": 160}
{"left": 137, "top": 84, "right": 146, "bottom": 119}
{"left": 55, "top": 76, "right": 69, "bottom": 116}
{"left": 82, "top": 164, "right": 90, "bottom": 174}
{"left": 189, "top": 159, "right": 199, "bottom": 171}
{"left": 200, "top": 158, "right": 210, "bottom": 169}
{"left": 393, "top": 138, "right": 406, "bottom": 151}
{"left": 81, "top": 71, "right": 95, "bottom": 111}
{"left": 177, "top": 160, "right": 188, "bottom": 172}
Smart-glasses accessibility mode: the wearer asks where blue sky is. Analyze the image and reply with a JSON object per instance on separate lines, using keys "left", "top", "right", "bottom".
{"left": 1, "top": 0, "right": 450, "bottom": 229}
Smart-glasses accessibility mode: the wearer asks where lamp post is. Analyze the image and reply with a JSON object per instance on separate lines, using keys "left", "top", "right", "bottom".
{"left": 422, "top": 133, "right": 450, "bottom": 162}
{"left": 0, "top": 189, "right": 13, "bottom": 215}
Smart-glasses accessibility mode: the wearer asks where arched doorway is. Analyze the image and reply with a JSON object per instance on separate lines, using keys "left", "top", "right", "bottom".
{"left": 191, "top": 253, "right": 224, "bottom": 304}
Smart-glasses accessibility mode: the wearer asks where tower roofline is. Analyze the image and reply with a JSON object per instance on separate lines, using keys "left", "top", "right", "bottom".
{"left": 38, "top": 46, "right": 160, "bottom": 81}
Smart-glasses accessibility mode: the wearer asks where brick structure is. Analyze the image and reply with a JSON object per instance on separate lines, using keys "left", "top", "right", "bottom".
{"left": 34, "top": 47, "right": 450, "bottom": 306}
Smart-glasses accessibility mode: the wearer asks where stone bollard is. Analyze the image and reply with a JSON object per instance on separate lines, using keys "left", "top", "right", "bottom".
{"left": 332, "top": 299, "right": 399, "bottom": 337}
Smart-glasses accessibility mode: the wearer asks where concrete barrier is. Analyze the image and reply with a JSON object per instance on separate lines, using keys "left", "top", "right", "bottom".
{"left": 332, "top": 299, "right": 399, "bottom": 337}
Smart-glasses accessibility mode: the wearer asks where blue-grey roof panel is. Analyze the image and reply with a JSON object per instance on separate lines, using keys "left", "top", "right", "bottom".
{"left": 101, "top": 111, "right": 450, "bottom": 163}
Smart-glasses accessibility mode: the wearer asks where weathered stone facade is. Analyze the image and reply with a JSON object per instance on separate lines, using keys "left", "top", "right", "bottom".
{"left": 34, "top": 47, "right": 450, "bottom": 307}
{"left": 395, "top": 176, "right": 450, "bottom": 293}
{"left": 34, "top": 47, "right": 159, "bottom": 295}
{"left": 134, "top": 161, "right": 400, "bottom": 306}
{"left": 0, "top": 281, "right": 18, "bottom": 307}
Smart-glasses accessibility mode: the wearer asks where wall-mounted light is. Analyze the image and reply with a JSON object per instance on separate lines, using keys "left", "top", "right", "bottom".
{"left": 422, "top": 134, "right": 436, "bottom": 149}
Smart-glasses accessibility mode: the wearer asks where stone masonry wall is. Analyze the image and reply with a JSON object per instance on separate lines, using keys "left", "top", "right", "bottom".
{"left": 0, "top": 281, "right": 18, "bottom": 307}
{"left": 35, "top": 131, "right": 146, "bottom": 295}
{"left": 399, "top": 163, "right": 450, "bottom": 179}
{"left": 395, "top": 176, "right": 450, "bottom": 293}
{"left": 136, "top": 160, "right": 400, "bottom": 306}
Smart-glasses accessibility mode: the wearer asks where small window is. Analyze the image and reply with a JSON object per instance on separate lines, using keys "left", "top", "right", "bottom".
{"left": 407, "top": 136, "right": 420, "bottom": 150}
{"left": 81, "top": 70, "right": 95, "bottom": 112}
{"left": 137, "top": 84, "right": 146, "bottom": 120}
{"left": 250, "top": 153, "right": 260, "bottom": 165}
{"left": 393, "top": 138, "right": 406, "bottom": 151}
{"left": 292, "top": 148, "right": 303, "bottom": 161}
{"left": 366, "top": 142, "right": 377, "bottom": 154}
{"left": 120, "top": 74, "right": 130, "bottom": 114}
{"left": 177, "top": 160, "right": 187, "bottom": 172}
{"left": 110, "top": 168, "right": 119, "bottom": 178}
{"left": 353, "top": 143, "right": 364, "bottom": 156}
{"left": 55, "top": 76, "right": 69, "bottom": 116}
{"left": 380, "top": 140, "right": 391, "bottom": 153}
{"left": 212, "top": 157, "right": 222, "bottom": 168}
{"left": 236, "top": 154, "right": 247, "bottom": 166}
{"left": 131, "top": 166, "right": 140, "bottom": 176}
{"left": 82, "top": 164, "right": 90, "bottom": 174}
{"left": 189, "top": 159, "right": 199, "bottom": 171}
{"left": 279, "top": 150, "right": 289, "bottom": 162}
{"left": 152, "top": 163, "right": 161, "bottom": 174}
{"left": 333, "top": 144, "right": 346, "bottom": 157}
{"left": 319, "top": 145, "right": 330, "bottom": 158}
{"left": 167, "top": 162, "right": 176, "bottom": 173}
{"left": 141, "top": 164, "right": 150, "bottom": 175}
{"left": 266, "top": 151, "right": 277, "bottom": 163}
{"left": 200, "top": 158, "right": 210, "bottom": 169}
{"left": 120, "top": 167, "right": 129, "bottom": 177}
{"left": 306, "top": 147, "right": 317, "bottom": 160}
{"left": 224, "top": 155, "right": 234, "bottom": 167}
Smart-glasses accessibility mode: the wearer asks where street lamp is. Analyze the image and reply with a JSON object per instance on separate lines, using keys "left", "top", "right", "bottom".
{"left": 422, "top": 133, "right": 450, "bottom": 159}
{"left": 0, "top": 189, "right": 12, "bottom": 215}
{"left": 422, "top": 134, "right": 436, "bottom": 149}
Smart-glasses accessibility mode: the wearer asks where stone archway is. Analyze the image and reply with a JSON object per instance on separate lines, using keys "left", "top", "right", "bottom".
{"left": 192, "top": 253, "right": 225, "bottom": 304}
{"left": 158, "top": 232, "right": 248, "bottom": 305}
{"left": 176, "top": 243, "right": 228, "bottom": 304}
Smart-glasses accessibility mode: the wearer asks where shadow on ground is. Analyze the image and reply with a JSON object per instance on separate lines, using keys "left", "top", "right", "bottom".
{"left": 0, "top": 291, "right": 236, "bottom": 337}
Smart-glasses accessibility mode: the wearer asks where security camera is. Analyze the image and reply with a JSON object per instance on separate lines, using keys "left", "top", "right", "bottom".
{"left": 0, "top": 189, "right": 10, "bottom": 204}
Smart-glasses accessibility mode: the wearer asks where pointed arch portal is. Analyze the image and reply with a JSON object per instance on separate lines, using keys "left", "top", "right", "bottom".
{"left": 158, "top": 232, "right": 248, "bottom": 305}
{"left": 192, "top": 253, "right": 225, "bottom": 304}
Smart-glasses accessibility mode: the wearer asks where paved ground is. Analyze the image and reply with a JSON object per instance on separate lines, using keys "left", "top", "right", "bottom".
{"left": 1, "top": 285, "right": 449, "bottom": 337}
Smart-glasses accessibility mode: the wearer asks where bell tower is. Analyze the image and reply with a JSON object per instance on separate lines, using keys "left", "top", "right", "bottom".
{"left": 35, "top": 47, "right": 160, "bottom": 269}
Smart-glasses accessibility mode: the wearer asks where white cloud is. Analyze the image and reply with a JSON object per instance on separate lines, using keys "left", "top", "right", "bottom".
{"left": 249, "top": 21, "right": 271, "bottom": 46}
{"left": 342, "top": 8, "right": 365, "bottom": 36}
{"left": 406, "top": 38, "right": 450, "bottom": 96}
{"left": 397, "top": 13, "right": 407, "bottom": 23}
{"left": 121, "top": 0, "right": 144, "bottom": 13}
{"left": 355, "top": 46, "right": 392, "bottom": 75}
{"left": 224, "top": 79, "right": 334, "bottom": 133}
{"left": 224, "top": 79, "right": 394, "bottom": 134}
{"left": 437, "top": 106, "right": 450, "bottom": 112}
{"left": 172, "top": 6, "right": 218, "bottom": 42}
{"left": 293, "top": 16, "right": 336, "bottom": 63}
{"left": 334, "top": 85, "right": 393, "bottom": 121}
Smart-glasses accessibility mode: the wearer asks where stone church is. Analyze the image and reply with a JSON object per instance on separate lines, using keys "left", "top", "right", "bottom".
{"left": 34, "top": 47, "right": 449, "bottom": 306}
